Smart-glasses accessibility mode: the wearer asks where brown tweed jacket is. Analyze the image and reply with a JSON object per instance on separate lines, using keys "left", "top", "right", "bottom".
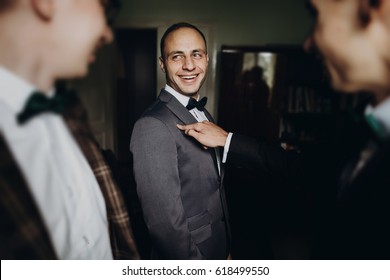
{"left": 0, "top": 94, "right": 139, "bottom": 260}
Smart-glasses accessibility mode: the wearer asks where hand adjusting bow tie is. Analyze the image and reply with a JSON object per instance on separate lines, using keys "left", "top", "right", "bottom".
{"left": 186, "top": 97, "right": 208, "bottom": 111}
{"left": 17, "top": 89, "right": 77, "bottom": 124}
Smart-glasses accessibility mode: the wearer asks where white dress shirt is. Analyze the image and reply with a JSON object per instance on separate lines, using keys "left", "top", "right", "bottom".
{"left": 223, "top": 133, "right": 233, "bottom": 163}
{"left": 0, "top": 67, "right": 113, "bottom": 259}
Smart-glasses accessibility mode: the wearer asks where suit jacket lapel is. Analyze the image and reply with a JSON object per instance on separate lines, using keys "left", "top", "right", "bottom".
{"left": 338, "top": 139, "right": 390, "bottom": 201}
{"left": 0, "top": 135, "right": 57, "bottom": 259}
{"left": 203, "top": 105, "right": 229, "bottom": 239}
{"left": 203, "top": 106, "right": 224, "bottom": 178}
{"left": 203, "top": 109, "right": 214, "bottom": 122}
{"left": 159, "top": 89, "right": 198, "bottom": 125}
{"left": 159, "top": 90, "right": 223, "bottom": 178}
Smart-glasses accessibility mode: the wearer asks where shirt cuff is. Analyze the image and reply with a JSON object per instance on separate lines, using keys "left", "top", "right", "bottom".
{"left": 222, "top": 132, "right": 233, "bottom": 163}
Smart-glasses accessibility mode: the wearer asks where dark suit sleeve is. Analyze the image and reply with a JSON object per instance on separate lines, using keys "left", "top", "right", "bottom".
{"left": 227, "top": 133, "right": 303, "bottom": 182}
{"left": 130, "top": 116, "right": 204, "bottom": 259}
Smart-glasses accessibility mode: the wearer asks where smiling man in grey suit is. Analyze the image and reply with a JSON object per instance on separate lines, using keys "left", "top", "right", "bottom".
{"left": 130, "top": 22, "right": 230, "bottom": 260}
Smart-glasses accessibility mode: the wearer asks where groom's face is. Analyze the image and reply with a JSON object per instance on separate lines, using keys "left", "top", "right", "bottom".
{"left": 159, "top": 27, "right": 209, "bottom": 98}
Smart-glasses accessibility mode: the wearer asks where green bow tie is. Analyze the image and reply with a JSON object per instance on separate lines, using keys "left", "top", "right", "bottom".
{"left": 364, "top": 114, "right": 388, "bottom": 141}
{"left": 17, "top": 90, "right": 77, "bottom": 124}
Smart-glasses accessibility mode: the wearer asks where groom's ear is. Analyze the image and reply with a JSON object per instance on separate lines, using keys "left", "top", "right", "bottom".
{"left": 159, "top": 56, "right": 166, "bottom": 73}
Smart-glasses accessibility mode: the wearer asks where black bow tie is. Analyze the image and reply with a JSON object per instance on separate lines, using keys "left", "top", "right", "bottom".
{"left": 17, "top": 89, "right": 77, "bottom": 124}
{"left": 186, "top": 97, "right": 207, "bottom": 111}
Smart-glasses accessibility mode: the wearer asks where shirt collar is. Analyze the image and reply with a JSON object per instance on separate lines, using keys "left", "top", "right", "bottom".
{"left": 365, "top": 96, "right": 390, "bottom": 139}
{"left": 0, "top": 66, "right": 54, "bottom": 114}
{"left": 164, "top": 84, "right": 199, "bottom": 107}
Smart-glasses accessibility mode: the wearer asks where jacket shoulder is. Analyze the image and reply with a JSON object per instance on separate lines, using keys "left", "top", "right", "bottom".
{"left": 138, "top": 99, "right": 177, "bottom": 124}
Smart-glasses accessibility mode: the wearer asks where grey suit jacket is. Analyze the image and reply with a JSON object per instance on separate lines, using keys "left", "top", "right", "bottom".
{"left": 130, "top": 89, "right": 230, "bottom": 259}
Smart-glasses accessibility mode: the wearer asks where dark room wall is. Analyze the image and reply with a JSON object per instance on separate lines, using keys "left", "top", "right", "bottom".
{"left": 117, "top": 0, "right": 312, "bottom": 47}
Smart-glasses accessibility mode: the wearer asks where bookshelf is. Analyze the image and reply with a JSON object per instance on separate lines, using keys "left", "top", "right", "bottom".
{"left": 217, "top": 45, "right": 364, "bottom": 149}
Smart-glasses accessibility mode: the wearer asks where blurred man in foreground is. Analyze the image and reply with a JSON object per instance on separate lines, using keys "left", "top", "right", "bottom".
{"left": 0, "top": 0, "right": 139, "bottom": 259}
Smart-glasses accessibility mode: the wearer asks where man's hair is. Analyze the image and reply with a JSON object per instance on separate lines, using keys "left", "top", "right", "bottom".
{"left": 0, "top": 0, "right": 13, "bottom": 12}
{"left": 160, "top": 22, "right": 207, "bottom": 59}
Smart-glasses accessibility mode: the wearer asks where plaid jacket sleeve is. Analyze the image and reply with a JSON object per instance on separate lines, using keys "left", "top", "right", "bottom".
{"left": 63, "top": 95, "right": 140, "bottom": 260}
